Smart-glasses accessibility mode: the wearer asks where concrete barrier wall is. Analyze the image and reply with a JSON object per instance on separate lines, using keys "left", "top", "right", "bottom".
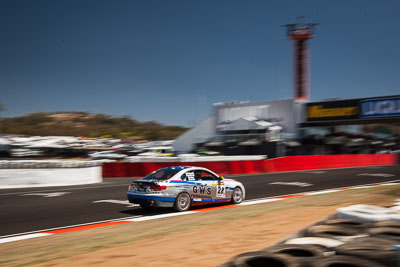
{"left": 0, "top": 160, "right": 111, "bottom": 169}
{"left": 102, "top": 154, "right": 397, "bottom": 178}
{"left": 0, "top": 167, "right": 102, "bottom": 188}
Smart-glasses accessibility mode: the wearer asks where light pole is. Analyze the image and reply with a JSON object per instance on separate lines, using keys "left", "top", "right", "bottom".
{"left": 282, "top": 18, "right": 318, "bottom": 100}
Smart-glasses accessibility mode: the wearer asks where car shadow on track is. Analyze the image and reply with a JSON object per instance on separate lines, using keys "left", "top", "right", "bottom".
{"left": 119, "top": 202, "right": 233, "bottom": 216}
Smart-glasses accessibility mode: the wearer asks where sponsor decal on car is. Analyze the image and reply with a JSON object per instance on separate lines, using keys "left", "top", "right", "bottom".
{"left": 216, "top": 185, "right": 226, "bottom": 198}
{"left": 193, "top": 185, "right": 212, "bottom": 195}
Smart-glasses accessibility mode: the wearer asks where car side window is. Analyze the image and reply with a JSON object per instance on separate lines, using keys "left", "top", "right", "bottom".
{"left": 200, "top": 170, "right": 218, "bottom": 181}
{"left": 194, "top": 170, "right": 202, "bottom": 181}
{"left": 181, "top": 173, "right": 187, "bottom": 181}
{"left": 182, "top": 171, "right": 195, "bottom": 181}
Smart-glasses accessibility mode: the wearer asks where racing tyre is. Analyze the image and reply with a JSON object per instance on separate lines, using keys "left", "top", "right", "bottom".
{"left": 333, "top": 241, "right": 397, "bottom": 266}
{"left": 264, "top": 244, "right": 328, "bottom": 258}
{"left": 367, "top": 227, "right": 400, "bottom": 241}
{"left": 174, "top": 193, "right": 191, "bottom": 212}
{"left": 322, "top": 219, "right": 367, "bottom": 229}
{"left": 312, "top": 255, "right": 385, "bottom": 267}
{"left": 372, "top": 220, "right": 400, "bottom": 228}
{"left": 304, "top": 225, "right": 361, "bottom": 239}
{"left": 231, "top": 187, "right": 243, "bottom": 204}
{"left": 347, "top": 236, "right": 397, "bottom": 245}
{"left": 231, "top": 250, "right": 301, "bottom": 267}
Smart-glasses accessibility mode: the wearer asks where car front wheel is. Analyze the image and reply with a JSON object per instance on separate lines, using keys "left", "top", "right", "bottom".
{"left": 174, "top": 193, "right": 191, "bottom": 212}
{"left": 231, "top": 187, "right": 243, "bottom": 204}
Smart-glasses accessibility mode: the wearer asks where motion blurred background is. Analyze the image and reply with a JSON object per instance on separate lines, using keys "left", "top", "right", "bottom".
{"left": 0, "top": 0, "right": 399, "bottom": 160}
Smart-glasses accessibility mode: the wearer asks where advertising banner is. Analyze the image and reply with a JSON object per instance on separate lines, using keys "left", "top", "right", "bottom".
{"left": 306, "top": 99, "right": 359, "bottom": 122}
{"left": 360, "top": 97, "right": 400, "bottom": 118}
{"left": 215, "top": 99, "right": 297, "bottom": 134}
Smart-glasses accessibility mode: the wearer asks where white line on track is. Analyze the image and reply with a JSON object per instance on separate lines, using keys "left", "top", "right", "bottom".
{"left": 93, "top": 199, "right": 139, "bottom": 207}
{"left": 241, "top": 179, "right": 400, "bottom": 203}
{"left": 0, "top": 233, "right": 53, "bottom": 244}
{"left": 357, "top": 173, "right": 395, "bottom": 177}
{"left": 0, "top": 215, "right": 143, "bottom": 239}
{"left": 269, "top": 182, "right": 313, "bottom": 187}
{"left": 22, "top": 192, "right": 71, "bottom": 198}
{"left": 304, "top": 190, "right": 338, "bottom": 195}
{"left": 124, "top": 211, "right": 198, "bottom": 222}
{"left": 240, "top": 198, "right": 281, "bottom": 205}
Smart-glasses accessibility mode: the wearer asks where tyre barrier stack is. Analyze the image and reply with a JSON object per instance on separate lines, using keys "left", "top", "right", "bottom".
{"left": 219, "top": 200, "right": 400, "bottom": 267}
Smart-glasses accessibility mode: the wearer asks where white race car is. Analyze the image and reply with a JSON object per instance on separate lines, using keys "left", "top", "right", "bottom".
{"left": 127, "top": 166, "right": 245, "bottom": 211}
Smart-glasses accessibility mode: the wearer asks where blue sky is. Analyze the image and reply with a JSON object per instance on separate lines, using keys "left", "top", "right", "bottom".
{"left": 1, "top": 0, "right": 399, "bottom": 126}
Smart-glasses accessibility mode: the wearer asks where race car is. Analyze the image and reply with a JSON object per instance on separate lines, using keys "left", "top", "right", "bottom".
{"left": 127, "top": 166, "right": 245, "bottom": 211}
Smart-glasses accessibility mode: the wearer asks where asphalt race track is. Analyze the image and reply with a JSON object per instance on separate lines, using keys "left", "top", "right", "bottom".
{"left": 0, "top": 165, "right": 399, "bottom": 237}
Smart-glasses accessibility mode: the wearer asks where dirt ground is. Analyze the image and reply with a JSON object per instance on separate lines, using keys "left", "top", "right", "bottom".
{"left": 41, "top": 206, "right": 339, "bottom": 267}
{"left": 1, "top": 185, "right": 399, "bottom": 267}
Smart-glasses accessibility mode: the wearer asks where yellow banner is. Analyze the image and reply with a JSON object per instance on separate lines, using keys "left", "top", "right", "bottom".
{"left": 307, "top": 105, "right": 358, "bottom": 118}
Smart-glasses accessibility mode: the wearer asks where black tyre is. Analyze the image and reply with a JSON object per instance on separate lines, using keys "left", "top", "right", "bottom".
{"left": 304, "top": 225, "right": 361, "bottom": 239}
{"left": 264, "top": 244, "right": 328, "bottom": 258}
{"left": 231, "top": 187, "right": 243, "bottom": 204}
{"left": 322, "top": 219, "right": 367, "bottom": 229}
{"left": 231, "top": 250, "right": 302, "bottom": 267}
{"left": 372, "top": 220, "right": 400, "bottom": 228}
{"left": 334, "top": 242, "right": 397, "bottom": 266}
{"left": 367, "top": 227, "right": 400, "bottom": 241}
{"left": 174, "top": 192, "right": 191, "bottom": 212}
{"left": 348, "top": 236, "right": 397, "bottom": 245}
{"left": 313, "top": 255, "right": 385, "bottom": 267}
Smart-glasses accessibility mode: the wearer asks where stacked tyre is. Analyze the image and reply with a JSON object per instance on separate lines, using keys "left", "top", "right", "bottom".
{"left": 219, "top": 202, "right": 400, "bottom": 267}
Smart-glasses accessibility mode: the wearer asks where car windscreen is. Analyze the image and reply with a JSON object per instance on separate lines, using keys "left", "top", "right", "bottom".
{"left": 143, "top": 168, "right": 180, "bottom": 181}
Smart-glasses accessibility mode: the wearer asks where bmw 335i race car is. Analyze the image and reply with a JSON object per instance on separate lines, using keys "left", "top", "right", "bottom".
{"left": 127, "top": 166, "right": 245, "bottom": 211}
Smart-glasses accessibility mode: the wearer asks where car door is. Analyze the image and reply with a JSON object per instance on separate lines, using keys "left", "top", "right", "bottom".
{"left": 211, "top": 173, "right": 227, "bottom": 201}
{"left": 187, "top": 169, "right": 212, "bottom": 203}
{"left": 196, "top": 170, "right": 228, "bottom": 202}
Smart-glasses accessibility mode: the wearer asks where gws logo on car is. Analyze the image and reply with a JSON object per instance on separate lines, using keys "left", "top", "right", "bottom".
{"left": 193, "top": 185, "right": 212, "bottom": 195}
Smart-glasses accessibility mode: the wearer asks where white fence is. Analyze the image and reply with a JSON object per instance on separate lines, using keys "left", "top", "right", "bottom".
{"left": 0, "top": 160, "right": 107, "bottom": 188}
{"left": 0, "top": 167, "right": 102, "bottom": 189}
{"left": 0, "top": 160, "right": 112, "bottom": 169}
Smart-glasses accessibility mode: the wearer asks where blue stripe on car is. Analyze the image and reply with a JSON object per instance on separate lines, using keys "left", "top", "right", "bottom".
{"left": 127, "top": 193, "right": 175, "bottom": 202}
{"left": 169, "top": 181, "right": 201, "bottom": 185}
{"left": 192, "top": 198, "right": 231, "bottom": 203}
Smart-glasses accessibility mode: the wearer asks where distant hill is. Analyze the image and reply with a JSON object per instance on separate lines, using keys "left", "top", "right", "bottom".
{"left": 1, "top": 112, "right": 187, "bottom": 140}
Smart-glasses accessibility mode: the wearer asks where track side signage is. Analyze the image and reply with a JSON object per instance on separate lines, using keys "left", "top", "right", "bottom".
{"left": 306, "top": 95, "right": 400, "bottom": 123}
{"left": 306, "top": 99, "right": 359, "bottom": 122}
{"left": 360, "top": 97, "right": 400, "bottom": 118}
{"left": 215, "top": 99, "right": 297, "bottom": 134}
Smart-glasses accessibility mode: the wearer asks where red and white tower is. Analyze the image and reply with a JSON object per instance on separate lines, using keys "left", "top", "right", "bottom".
{"left": 283, "top": 19, "right": 318, "bottom": 100}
